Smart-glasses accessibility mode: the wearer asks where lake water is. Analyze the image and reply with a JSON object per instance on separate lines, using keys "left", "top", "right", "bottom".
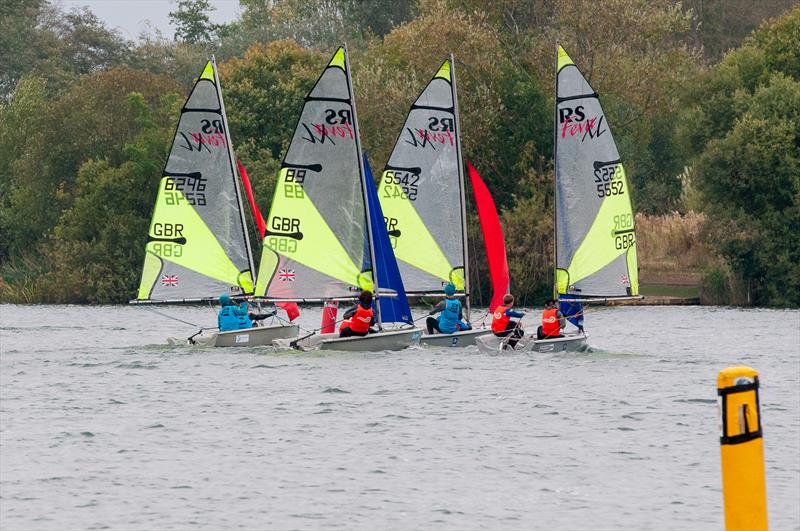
{"left": 1, "top": 304, "right": 798, "bottom": 530}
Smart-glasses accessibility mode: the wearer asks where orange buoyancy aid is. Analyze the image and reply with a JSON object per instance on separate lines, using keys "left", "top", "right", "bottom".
{"left": 542, "top": 307, "right": 560, "bottom": 337}
{"left": 340, "top": 304, "right": 373, "bottom": 333}
{"left": 491, "top": 305, "right": 511, "bottom": 333}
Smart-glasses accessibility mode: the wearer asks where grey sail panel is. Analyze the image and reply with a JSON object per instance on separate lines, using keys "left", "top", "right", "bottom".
{"left": 137, "top": 61, "right": 255, "bottom": 302}
{"left": 255, "top": 47, "right": 371, "bottom": 299}
{"left": 378, "top": 59, "right": 467, "bottom": 294}
{"left": 554, "top": 46, "right": 638, "bottom": 298}
{"left": 143, "top": 261, "right": 234, "bottom": 301}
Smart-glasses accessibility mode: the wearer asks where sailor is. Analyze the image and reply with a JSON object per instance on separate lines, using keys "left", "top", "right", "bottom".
{"left": 339, "top": 290, "right": 376, "bottom": 338}
{"left": 426, "top": 283, "right": 472, "bottom": 334}
{"left": 491, "top": 293, "right": 525, "bottom": 348}
{"left": 218, "top": 294, "right": 275, "bottom": 331}
{"left": 538, "top": 298, "right": 566, "bottom": 339}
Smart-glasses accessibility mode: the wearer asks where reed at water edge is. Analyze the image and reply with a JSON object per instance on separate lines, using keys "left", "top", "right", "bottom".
{"left": 635, "top": 211, "right": 745, "bottom": 304}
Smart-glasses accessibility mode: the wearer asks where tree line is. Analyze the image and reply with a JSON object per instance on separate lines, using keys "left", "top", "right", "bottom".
{"left": 0, "top": 0, "right": 797, "bottom": 307}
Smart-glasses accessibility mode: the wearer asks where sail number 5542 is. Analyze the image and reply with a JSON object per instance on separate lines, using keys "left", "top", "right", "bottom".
{"left": 383, "top": 171, "right": 419, "bottom": 201}
{"left": 594, "top": 163, "right": 625, "bottom": 198}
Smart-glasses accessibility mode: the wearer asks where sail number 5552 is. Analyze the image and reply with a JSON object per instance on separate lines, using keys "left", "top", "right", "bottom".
{"left": 594, "top": 163, "right": 625, "bottom": 198}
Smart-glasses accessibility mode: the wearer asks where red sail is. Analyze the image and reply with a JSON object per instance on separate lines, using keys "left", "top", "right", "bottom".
{"left": 237, "top": 159, "right": 266, "bottom": 238}
{"left": 467, "top": 160, "right": 510, "bottom": 312}
{"left": 238, "top": 158, "right": 300, "bottom": 321}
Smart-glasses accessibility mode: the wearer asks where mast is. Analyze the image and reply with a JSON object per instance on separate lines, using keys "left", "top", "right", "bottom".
{"left": 552, "top": 43, "right": 559, "bottom": 300}
{"left": 344, "top": 43, "right": 382, "bottom": 326}
{"left": 450, "top": 53, "right": 472, "bottom": 321}
{"left": 213, "top": 56, "right": 256, "bottom": 281}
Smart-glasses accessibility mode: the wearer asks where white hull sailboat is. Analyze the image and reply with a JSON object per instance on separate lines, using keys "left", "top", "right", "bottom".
{"left": 377, "top": 56, "right": 513, "bottom": 348}
{"left": 253, "top": 47, "right": 420, "bottom": 351}
{"left": 475, "top": 330, "right": 588, "bottom": 353}
{"left": 475, "top": 45, "right": 641, "bottom": 353}
{"left": 550, "top": 44, "right": 642, "bottom": 337}
{"left": 131, "top": 59, "right": 296, "bottom": 346}
{"left": 420, "top": 327, "right": 493, "bottom": 348}
{"left": 168, "top": 323, "right": 299, "bottom": 347}
{"left": 275, "top": 327, "right": 422, "bottom": 352}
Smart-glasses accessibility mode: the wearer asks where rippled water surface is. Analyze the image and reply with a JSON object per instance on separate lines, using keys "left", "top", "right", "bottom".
{"left": 1, "top": 304, "right": 799, "bottom": 530}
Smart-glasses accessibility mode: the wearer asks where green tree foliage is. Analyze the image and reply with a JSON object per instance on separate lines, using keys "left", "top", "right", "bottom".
{"left": 233, "top": 0, "right": 418, "bottom": 51}
{"left": 170, "top": 0, "right": 222, "bottom": 44}
{"left": 1, "top": 0, "right": 797, "bottom": 305}
{"left": 682, "top": 0, "right": 798, "bottom": 63}
{"left": 678, "top": 7, "right": 800, "bottom": 306}
{"left": 223, "top": 41, "right": 325, "bottom": 160}
{"left": 43, "top": 93, "right": 179, "bottom": 303}
{"left": 0, "top": 67, "right": 179, "bottom": 259}
{"left": 220, "top": 41, "right": 326, "bottom": 217}
{"left": 356, "top": 2, "right": 551, "bottom": 207}
{"left": 0, "top": 1, "right": 131, "bottom": 99}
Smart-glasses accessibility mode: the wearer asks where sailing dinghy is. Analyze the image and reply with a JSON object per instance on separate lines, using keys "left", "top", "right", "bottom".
{"left": 253, "top": 46, "right": 421, "bottom": 352}
{"left": 132, "top": 59, "right": 298, "bottom": 347}
{"left": 477, "top": 45, "right": 640, "bottom": 353}
{"left": 378, "top": 56, "right": 501, "bottom": 347}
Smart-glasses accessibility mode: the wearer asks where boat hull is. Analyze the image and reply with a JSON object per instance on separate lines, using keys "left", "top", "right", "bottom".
{"left": 285, "top": 327, "right": 422, "bottom": 352}
{"left": 420, "top": 328, "right": 492, "bottom": 348}
{"left": 475, "top": 332, "right": 588, "bottom": 353}
{"left": 169, "top": 324, "right": 299, "bottom": 347}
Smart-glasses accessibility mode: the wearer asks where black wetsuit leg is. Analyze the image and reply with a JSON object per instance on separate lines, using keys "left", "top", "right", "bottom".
{"left": 426, "top": 317, "right": 442, "bottom": 334}
{"left": 339, "top": 326, "right": 368, "bottom": 338}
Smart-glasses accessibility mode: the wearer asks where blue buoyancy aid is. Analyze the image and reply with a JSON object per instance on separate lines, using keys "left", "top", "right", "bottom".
{"left": 218, "top": 302, "right": 253, "bottom": 332}
{"left": 437, "top": 298, "right": 461, "bottom": 334}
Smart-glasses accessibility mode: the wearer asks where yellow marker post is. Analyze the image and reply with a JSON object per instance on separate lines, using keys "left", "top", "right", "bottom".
{"left": 718, "top": 367, "right": 768, "bottom": 531}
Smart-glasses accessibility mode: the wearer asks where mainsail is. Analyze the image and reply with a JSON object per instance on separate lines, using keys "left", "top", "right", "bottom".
{"left": 136, "top": 60, "right": 254, "bottom": 302}
{"left": 378, "top": 57, "right": 468, "bottom": 295}
{"left": 554, "top": 45, "right": 639, "bottom": 299}
{"left": 467, "top": 161, "right": 509, "bottom": 312}
{"left": 254, "top": 47, "right": 372, "bottom": 301}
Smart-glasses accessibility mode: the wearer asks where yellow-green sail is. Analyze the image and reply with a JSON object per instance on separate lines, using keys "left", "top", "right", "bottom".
{"left": 555, "top": 45, "right": 638, "bottom": 298}
{"left": 378, "top": 58, "right": 467, "bottom": 293}
{"left": 254, "top": 47, "right": 372, "bottom": 300}
{"left": 136, "top": 59, "right": 254, "bottom": 301}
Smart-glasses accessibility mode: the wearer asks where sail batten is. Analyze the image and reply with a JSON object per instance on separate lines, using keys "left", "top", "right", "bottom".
{"left": 378, "top": 58, "right": 468, "bottom": 295}
{"left": 136, "top": 60, "right": 254, "bottom": 302}
{"left": 554, "top": 45, "right": 639, "bottom": 298}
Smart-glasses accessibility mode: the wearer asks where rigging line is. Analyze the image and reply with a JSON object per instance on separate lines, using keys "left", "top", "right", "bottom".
{"left": 144, "top": 306, "right": 213, "bottom": 329}
{"left": 270, "top": 311, "right": 314, "bottom": 335}
{"left": 290, "top": 313, "right": 356, "bottom": 349}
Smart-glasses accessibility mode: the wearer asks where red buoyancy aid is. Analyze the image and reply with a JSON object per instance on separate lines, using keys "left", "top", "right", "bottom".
{"left": 340, "top": 304, "right": 373, "bottom": 333}
{"left": 492, "top": 305, "right": 511, "bottom": 333}
{"left": 542, "top": 308, "right": 560, "bottom": 337}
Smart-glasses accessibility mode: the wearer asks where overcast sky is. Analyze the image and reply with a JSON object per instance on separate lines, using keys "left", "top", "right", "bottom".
{"left": 58, "top": 0, "right": 242, "bottom": 41}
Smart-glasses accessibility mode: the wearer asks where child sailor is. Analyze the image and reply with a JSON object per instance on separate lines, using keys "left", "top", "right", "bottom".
{"left": 426, "top": 283, "right": 472, "bottom": 335}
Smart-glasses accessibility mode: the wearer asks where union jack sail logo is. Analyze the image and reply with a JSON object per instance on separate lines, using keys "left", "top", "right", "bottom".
{"left": 161, "top": 275, "right": 179, "bottom": 287}
{"left": 278, "top": 268, "right": 296, "bottom": 282}
{"left": 620, "top": 274, "right": 630, "bottom": 285}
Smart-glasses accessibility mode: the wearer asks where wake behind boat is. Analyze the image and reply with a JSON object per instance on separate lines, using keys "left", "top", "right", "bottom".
{"left": 130, "top": 58, "right": 297, "bottom": 346}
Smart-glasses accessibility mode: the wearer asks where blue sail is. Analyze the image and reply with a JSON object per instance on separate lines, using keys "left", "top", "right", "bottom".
{"left": 558, "top": 295, "right": 584, "bottom": 332}
{"left": 364, "top": 153, "right": 413, "bottom": 325}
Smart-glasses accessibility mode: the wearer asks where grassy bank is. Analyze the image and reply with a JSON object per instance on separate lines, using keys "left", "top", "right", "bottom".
{"left": 635, "top": 211, "right": 745, "bottom": 304}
